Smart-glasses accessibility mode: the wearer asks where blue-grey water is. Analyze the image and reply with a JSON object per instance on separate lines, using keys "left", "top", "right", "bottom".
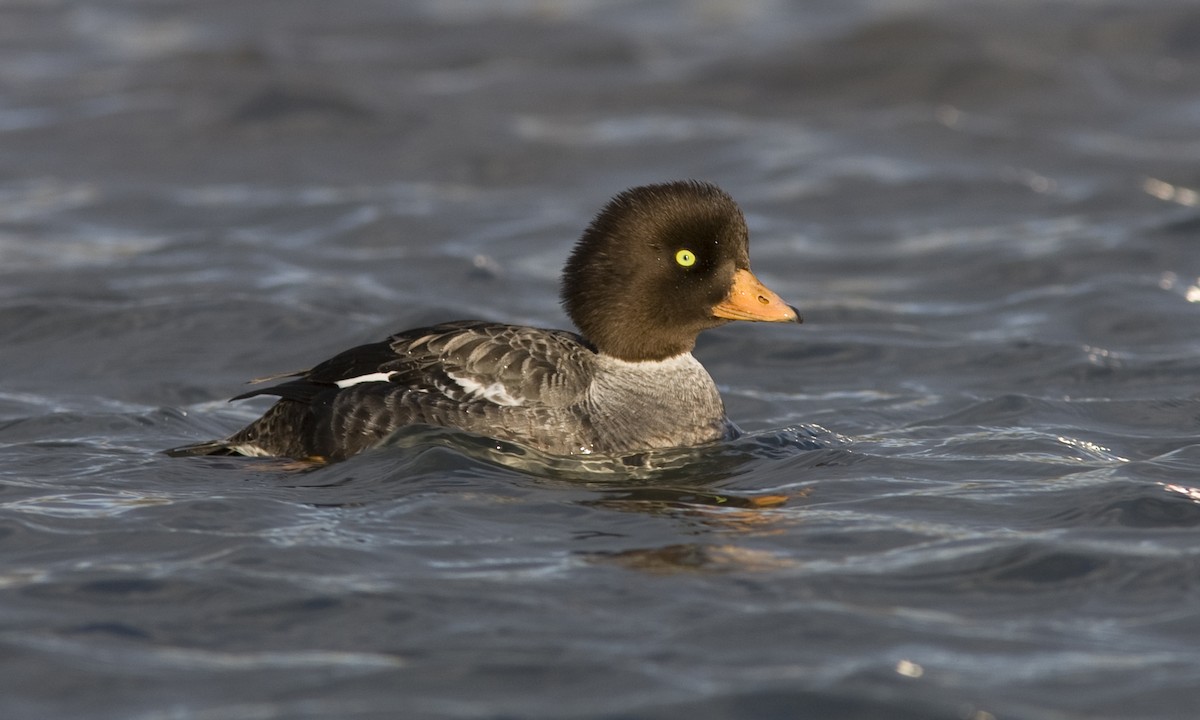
{"left": 3, "top": 1, "right": 1200, "bottom": 718}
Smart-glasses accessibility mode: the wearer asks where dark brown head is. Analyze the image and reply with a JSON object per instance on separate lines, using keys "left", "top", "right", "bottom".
{"left": 560, "top": 181, "right": 799, "bottom": 361}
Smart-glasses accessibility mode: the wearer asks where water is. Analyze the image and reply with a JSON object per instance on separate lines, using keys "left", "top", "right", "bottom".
{"left": 3, "top": 1, "right": 1200, "bottom": 718}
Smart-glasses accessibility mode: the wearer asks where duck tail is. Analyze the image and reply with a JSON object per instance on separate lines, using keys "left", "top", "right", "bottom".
{"left": 163, "top": 440, "right": 240, "bottom": 457}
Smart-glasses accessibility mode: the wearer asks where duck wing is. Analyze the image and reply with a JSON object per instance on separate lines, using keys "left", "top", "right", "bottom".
{"left": 235, "top": 320, "right": 595, "bottom": 409}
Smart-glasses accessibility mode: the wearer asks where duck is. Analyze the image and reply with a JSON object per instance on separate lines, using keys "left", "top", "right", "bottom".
{"left": 166, "top": 180, "right": 801, "bottom": 461}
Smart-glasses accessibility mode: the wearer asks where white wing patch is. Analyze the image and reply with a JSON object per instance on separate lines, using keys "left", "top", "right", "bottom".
{"left": 331, "top": 368, "right": 523, "bottom": 406}
{"left": 335, "top": 371, "right": 397, "bottom": 388}
{"left": 447, "top": 372, "right": 524, "bottom": 406}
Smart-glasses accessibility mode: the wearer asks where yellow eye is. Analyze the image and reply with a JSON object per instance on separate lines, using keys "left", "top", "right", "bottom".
{"left": 675, "top": 249, "right": 696, "bottom": 267}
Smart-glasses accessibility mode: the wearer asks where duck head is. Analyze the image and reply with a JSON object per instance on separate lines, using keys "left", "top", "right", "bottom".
{"left": 561, "top": 181, "right": 800, "bottom": 362}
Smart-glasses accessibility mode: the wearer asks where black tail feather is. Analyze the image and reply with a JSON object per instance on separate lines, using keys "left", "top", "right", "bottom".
{"left": 164, "top": 440, "right": 239, "bottom": 457}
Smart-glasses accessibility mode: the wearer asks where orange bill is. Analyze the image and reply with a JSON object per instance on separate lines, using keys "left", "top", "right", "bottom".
{"left": 712, "top": 268, "right": 801, "bottom": 323}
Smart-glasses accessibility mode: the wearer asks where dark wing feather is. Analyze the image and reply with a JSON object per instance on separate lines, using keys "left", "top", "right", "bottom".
{"left": 378, "top": 320, "right": 595, "bottom": 408}
{"left": 214, "top": 320, "right": 600, "bottom": 459}
{"left": 234, "top": 320, "right": 595, "bottom": 410}
{"left": 229, "top": 340, "right": 402, "bottom": 403}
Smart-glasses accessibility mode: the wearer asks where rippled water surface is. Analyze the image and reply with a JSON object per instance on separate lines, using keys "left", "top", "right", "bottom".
{"left": 3, "top": 1, "right": 1200, "bottom": 718}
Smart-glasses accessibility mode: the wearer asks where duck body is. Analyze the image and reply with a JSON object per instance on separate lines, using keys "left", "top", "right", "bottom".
{"left": 194, "top": 320, "right": 732, "bottom": 460}
{"left": 168, "top": 181, "right": 799, "bottom": 462}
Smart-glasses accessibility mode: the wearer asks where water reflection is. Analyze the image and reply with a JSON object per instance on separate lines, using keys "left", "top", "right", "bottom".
{"left": 585, "top": 543, "right": 795, "bottom": 574}
{"left": 370, "top": 422, "right": 846, "bottom": 480}
{"left": 217, "top": 424, "right": 840, "bottom": 575}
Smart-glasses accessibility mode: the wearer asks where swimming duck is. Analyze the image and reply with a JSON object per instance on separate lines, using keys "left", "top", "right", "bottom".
{"left": 167, "top": 180, "right": 800, "bottom": 461}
